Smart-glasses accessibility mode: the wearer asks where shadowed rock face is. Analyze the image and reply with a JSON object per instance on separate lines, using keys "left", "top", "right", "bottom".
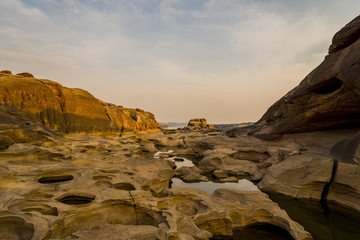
{"left": 250, "top": 15, "right": 360, "bottom": 140}
{"left": 0, "top": 104, "right": 57, "bottom": 145}
{"left": 0, "top": 72, "right": 160, "bottom": 135}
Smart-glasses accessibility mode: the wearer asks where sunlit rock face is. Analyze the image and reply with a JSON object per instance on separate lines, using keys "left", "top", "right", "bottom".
{"left": 183, "top": 118, "right": 214, "bottom": 131}
{"left": 250, "top": 15, "right": 360, "bottom": 140}
{"left": 0, "top": 71, "right": 160, "bottom": 136}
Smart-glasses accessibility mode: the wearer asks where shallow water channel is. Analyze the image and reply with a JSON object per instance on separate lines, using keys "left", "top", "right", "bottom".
{"left": 155, "top": 150, "right": 259, "bottom": 193}
{"left": 155, "top": 150, "right": 360, "bottom": 240}
{"left": 268, "top": 194, "right": 360, "bottom": 240}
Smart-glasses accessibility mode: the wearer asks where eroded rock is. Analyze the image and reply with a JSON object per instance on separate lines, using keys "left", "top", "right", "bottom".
{"left": 250, "top": 14, "right": 360, "bottom": 139}
{"left": 0, "top": 73, "right": 160, "bottom": 135}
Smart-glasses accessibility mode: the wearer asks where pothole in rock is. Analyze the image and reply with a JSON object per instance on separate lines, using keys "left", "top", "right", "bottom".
{"left": 57, "top": 194, "right": 95, "bottom": 205}
{"left": 232, "top": 223, "right": 293, "bottom": 240}
{"left": 38, "top": 175, "right": 74, "bottom": 184}
{"left": 113, "top": 182, "right": 136, "bottom": 191}
{"left": 170, "top": 178, "right": 259, "bottom": 194}
{"left": 0, "top": 216, "right": 34, "bottom": 240}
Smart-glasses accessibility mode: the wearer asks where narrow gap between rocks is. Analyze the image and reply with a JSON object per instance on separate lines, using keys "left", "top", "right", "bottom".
{"left": 320, "top": 159, "right": 338, "bottom": 213}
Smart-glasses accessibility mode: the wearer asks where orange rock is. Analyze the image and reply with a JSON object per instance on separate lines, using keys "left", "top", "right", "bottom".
{"left": 0, "top": 73, "right": 160, "bottom": 135}
{"left": 185, "top": 118, "right": 214, "bottom": 131}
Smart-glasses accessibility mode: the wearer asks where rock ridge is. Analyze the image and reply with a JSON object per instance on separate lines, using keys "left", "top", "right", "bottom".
{"left": 0, "top": 71, "right": 160, "bottom": 135}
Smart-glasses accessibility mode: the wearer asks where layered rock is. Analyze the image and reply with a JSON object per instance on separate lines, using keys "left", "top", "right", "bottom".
{"left": 0, "top": 71, "right": 160, "bottom": 135}
{"left": 182, "top": 118, "right": 214, "bottom": 131}
{"left": 250, "top": 15, "right": 360, "bottom": 140}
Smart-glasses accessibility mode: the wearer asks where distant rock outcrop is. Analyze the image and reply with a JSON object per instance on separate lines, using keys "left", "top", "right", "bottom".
{"left": 0, "top": 72, "right": 160, "bottom": 135}
{"left": 183, "top": 118, "right": 214, "bottom": 131}
{"left": 0, "top": 70, "right": 11, "bottom": 75}
{"left": 250, "top": 15, "right": 360, "bottom": 140}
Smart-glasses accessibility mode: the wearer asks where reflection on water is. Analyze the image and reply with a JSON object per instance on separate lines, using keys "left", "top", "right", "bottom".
{"left": 154, "top": 150, "right": 173, "bottom": 158}
{"left": 154, "top": 151, "right": 360, "bottom": 239}
{"left": 233, "top": 223, "right": 293, "bottom": 240}
{"left": 154, "top": 150, "right": 195, "bottom": 168}
{"left": 168, "top": 156, "right": 194, "bottom": 168}
{"left": 171, "top": 177, "right": 259, "bottom": 194}
{"left": 268, "top": 194, "right": 360, "bottom": 240}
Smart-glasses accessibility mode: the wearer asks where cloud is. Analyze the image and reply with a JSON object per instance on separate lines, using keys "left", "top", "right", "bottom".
{"left": 1, "top": 0, "right": 359, "bottom": 123}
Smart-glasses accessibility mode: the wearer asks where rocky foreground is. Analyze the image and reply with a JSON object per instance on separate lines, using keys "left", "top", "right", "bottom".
{"left": 0, "top": 120, "right": 311, "bottom": 239}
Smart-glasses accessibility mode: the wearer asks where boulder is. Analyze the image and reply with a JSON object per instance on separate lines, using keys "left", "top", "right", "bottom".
{"left": 0, "top": 70, "right": 11, "bottom": 75}
{"left": 183, "top": 118, "right": 214, "bottom": 131}
{"left": 16, "top": 72, "right": 34, "bottom": 78}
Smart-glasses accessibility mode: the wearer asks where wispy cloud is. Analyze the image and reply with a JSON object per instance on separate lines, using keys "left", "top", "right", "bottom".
{"left": 0, "top": 0, "right": 359, "bottom": 123}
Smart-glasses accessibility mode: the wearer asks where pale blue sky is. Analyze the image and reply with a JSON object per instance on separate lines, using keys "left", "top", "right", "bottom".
{"left": 0, "top": 0, "right": 359, "bottom": 123}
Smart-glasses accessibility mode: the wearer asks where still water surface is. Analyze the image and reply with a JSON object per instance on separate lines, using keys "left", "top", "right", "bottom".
{"left": 156, "top": 150, "right": 360, "bottom": 239}
{"left": 171, "top": 177, "right": 259, "bottom": 194}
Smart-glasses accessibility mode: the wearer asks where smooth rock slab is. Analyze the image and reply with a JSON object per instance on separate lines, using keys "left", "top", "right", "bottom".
{"left": 258, "top": 154, "right": 333, "bottom": 200}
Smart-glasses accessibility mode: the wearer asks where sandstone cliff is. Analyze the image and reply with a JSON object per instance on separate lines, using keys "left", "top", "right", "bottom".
{"left": 250, "top": 15, "right": 360, "bottom": 140}
{"left": 0, "top": 71, "right": 160, "bottom": 135}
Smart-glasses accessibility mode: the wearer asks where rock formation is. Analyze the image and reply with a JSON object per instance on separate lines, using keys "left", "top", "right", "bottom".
{"left": 183, "top": 118, "right": 214, "bottom": 131}
{"left": 0, "top": 71, "right": 160, "bottom": 136}
{"left": 250, "top": 15, "right": 360, "bottom": 140}
{"left": 242, "top": 14, "right": 360, "bottom": 214}
{"left": 0, "top": 125, "right": 311, "bottom": 239}
{"left": 0, "top": 104, "right": 58, "bottom": 147}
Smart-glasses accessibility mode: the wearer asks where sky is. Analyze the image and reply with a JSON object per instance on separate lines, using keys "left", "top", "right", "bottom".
{"left": 0, "top": 0, "right": 359, "bottom": 124}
